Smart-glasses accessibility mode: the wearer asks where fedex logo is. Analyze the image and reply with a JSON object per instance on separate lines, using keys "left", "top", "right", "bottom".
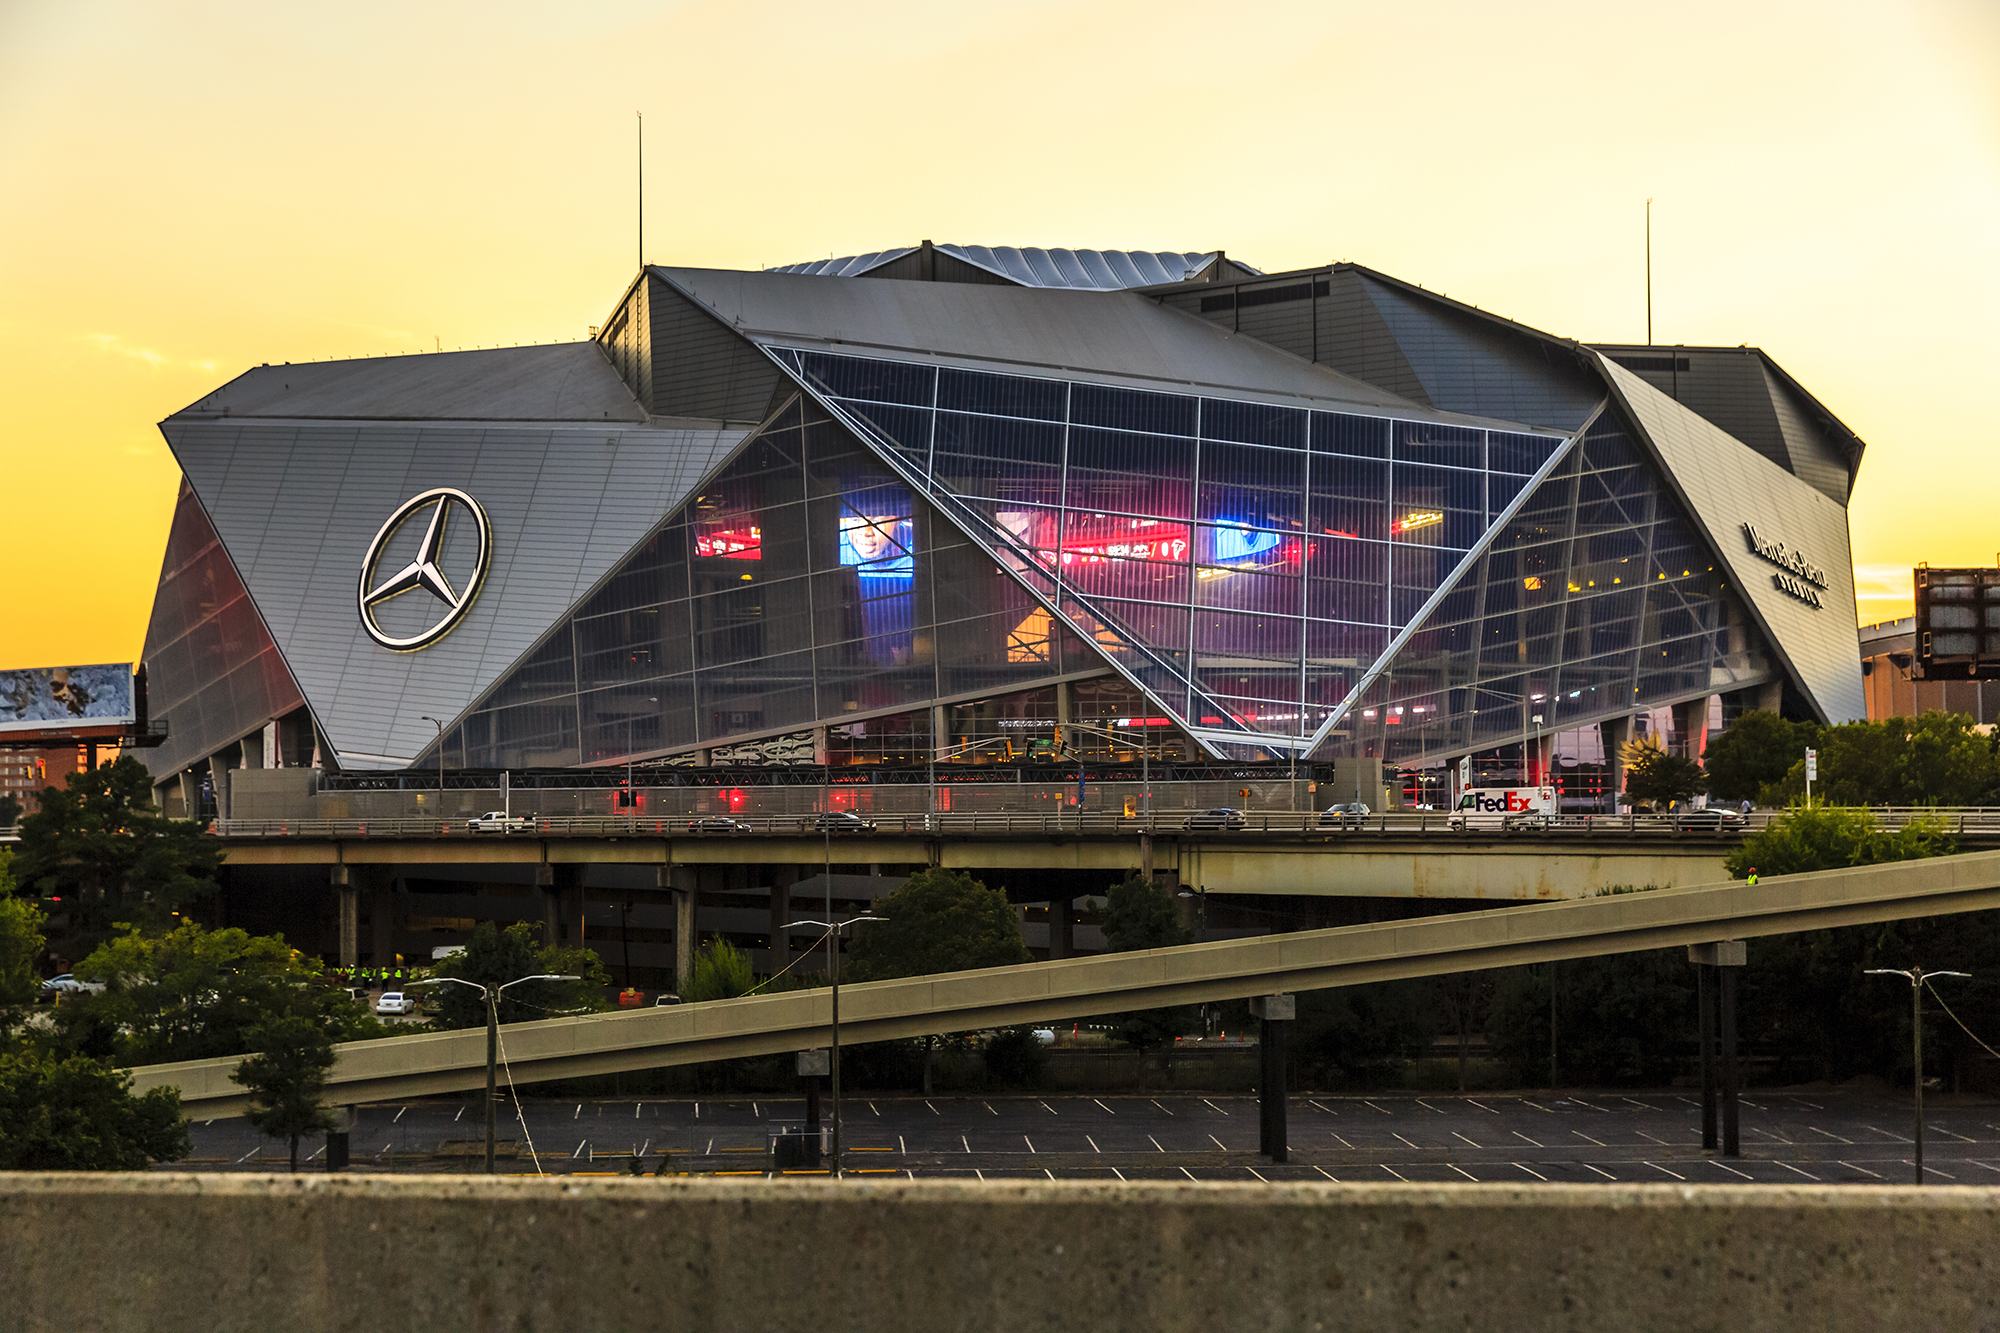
{"left": 1457, "top": 787, "right": 1555, "bottom": 815}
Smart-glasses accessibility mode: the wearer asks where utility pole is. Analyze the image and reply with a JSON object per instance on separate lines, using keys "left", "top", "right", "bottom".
{"left": 785, "top": 916, "right": 885, "bottom": 1178}
{"left": 1866, "top": 967, "right": 1970, "bottom": 1183}
{"left": 413, "top": 973, "right": 579, "bottom": 1174}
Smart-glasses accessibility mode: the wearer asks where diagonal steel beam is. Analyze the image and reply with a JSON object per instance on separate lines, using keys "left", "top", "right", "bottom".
{"left": 132, "top": 850, "right": 2000, "bottom": 1116}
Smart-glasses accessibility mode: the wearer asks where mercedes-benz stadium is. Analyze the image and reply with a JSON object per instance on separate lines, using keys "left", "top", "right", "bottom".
{"left": 141, "top": 241, "right": 1866, "bottom": 820}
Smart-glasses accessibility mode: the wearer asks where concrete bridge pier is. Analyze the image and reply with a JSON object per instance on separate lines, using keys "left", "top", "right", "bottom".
{"left": 1048, "top": 899, "right": 1074, "bottom": 959}
{"left": 1252, "top": 993, "right": 1294, "bottom": 1163}
{"left": 331, "top": 866, "right": 357, "bottom": 970}
{"left": 1690, "top": 941, "right": 1746, "bottom": 1157}
{"left": 536, "top": 864, "right": 558, "bottom": 947}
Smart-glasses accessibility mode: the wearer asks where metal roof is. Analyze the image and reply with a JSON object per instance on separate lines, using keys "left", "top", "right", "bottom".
{"left": 170, "top": 343, "right": 646, "bottom": 423}
{"left": 650, "top": 266, "right": 1543, "bottom": 428}
{"left": 770, "top": 245, "right": 1254, "bottom": 291}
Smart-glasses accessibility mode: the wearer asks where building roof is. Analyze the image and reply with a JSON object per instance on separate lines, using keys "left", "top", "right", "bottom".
{"left": 773, "top": 245, "right": 1253, "bottom": 290}
{"left": 167, "top": 343, "right": 647, "bottom": 424}
{"left": 651, "top": 265, "right": 1542, "bottom": 428}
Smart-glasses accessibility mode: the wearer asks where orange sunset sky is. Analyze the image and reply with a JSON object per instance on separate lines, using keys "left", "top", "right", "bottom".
{"left": 2, "top": 0, "right": 1996, "bottom": 671}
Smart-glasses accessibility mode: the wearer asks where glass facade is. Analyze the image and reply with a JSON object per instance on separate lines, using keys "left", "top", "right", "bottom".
{"left": 778, "top": 347, "right": 1566, "bottom": 752}
{"left": 442, "top": 351, "right": 1780, "bottom": 771}
{"left": 1333, "top": 415, "right": 1775, "bottom": 767}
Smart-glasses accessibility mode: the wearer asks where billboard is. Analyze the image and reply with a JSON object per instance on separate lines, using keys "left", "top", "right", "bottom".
{"left": 1914, "top": 566, "right": 2000, "bottom": 680}
{"left": 0, "top": 663, "right": 136, "bottom": 735}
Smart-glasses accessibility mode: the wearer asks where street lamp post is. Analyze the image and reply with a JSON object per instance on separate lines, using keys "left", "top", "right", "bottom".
{"left": 413, "top": 973, "right": 580, "bottom": 1174}
{"left": 784, "top": 915, "right": 884, "bottom": 1178}
{"left": 420, "top": 716, "right": 444, "bottom": 805}
{"left": 1866, "top": 967, "right": 1970, "bottom": 1183}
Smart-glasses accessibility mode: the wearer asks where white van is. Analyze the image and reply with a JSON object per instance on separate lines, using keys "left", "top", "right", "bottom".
{"left": 1449, "top": 786, "right": 1557, "bottom": 831}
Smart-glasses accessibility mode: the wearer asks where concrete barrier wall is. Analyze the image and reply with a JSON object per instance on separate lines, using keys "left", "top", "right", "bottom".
{"left": 3, "top": 1175, "right": 1996, "bottom": 1332}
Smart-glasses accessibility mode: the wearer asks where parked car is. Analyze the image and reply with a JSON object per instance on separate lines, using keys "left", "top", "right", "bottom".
{"left": 687, "top": 817, "right": 752, "bottom": 833}
{"left": 466, "top": 811, "right": 533, "bottom": 833}
{"left": 810, "top": 811, "right": 877, "bottom": 834}
{"left": 375, "top": 991, "right": 418, "bottom": 1016}
{"left": 1318, "top": 802, "right": 1370, "bottom": 828}
{"left": 37, "top": 973, "right": 105, "bottom": 1002}
{"left": 1183, "top": 808, "right": 1247, "bottom": 831}
{"left": 655, "top": 993, "right": 684, "bottom": 1006}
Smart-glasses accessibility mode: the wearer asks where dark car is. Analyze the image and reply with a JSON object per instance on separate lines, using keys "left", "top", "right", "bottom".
{"left": 1183, "top": 807, "right": 1247, "bottom": 831}
{"left": 686, "top": 817, "right": 752, "bottom": 834}
{"left": 810, "top": 811, "right": 877, "bottom": 834}
{"left": 1318, "top": 802, "right": 1371, "bottom": 828}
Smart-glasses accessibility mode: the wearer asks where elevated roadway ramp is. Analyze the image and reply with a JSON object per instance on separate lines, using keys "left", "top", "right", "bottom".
{"left": 132, "top": 849, "right": 2000, "bottom": 1116}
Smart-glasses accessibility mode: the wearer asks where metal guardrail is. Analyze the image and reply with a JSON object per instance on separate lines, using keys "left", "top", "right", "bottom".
{"left": 206, "top": 808, "right": 2000, "bottom": 841}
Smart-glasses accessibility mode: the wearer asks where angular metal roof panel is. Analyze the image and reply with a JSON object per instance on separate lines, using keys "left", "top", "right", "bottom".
{"left": 651, "top": 266, "right": 1537, "bottom": 427}
{"left": 939, "top": 246, "right": 1238, "bottom": 290}
{"left": 1598, "top": 354, "right": 1866, "bottom": 724}
{"left": 173, "top": 344, "right": 646, "bottom": 423}
{"left": 770, "top": 248, "right": 918, "bottom": 279}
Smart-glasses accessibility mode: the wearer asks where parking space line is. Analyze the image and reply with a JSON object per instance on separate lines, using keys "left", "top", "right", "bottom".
{"left": 1246, "top": 1167, "right": 1267, "bottom": 1181}
{"left": 1513, "top": 1163, "right": 1546, "bottom": 1181}
{"left": 1024, "top": 1136, "right": 1036, "bottom": 1153}
{"left": 1965, "top": 1159, "right": 2000, "bottom": 1175}
{"left": 1620, "top": 1098, "right": 1652, "bottom": 1110}
{"left": 869, "top": 1103, "right": 880, "bottom": 1117}
{"left": 1710, "top": 1161, "right": 1754, "bottom": 1180}
{"left": 1202, "top": 1100, "right": 1231, "bottom": 1116}
{"left": 1181, "top": 1167, "right": 1198, "bottom": 1181}
{"left": 1111, "top": 1167, "right": 1126, "bottom": 1181}
{"left": 1906, "top": 1161, "right": 1956, "bottom": 1180}
{"left": 1788, "top": 1098, "right": 1823, "bottom": 1110}
{"left": 983, "top": 1102, "right": 998, "bottom": 1116}
{"left": 962, "top": 1136, "right": 971, "bottom": 1154}
{"left": 1744, "top": 1127, "right": 1790, "bottom": 1143}
{"left": 1362, "top": 1101, "right": 1392, "bottom": 1115}
{"left": 1308, "top": 1100, "right": 1336, "bottom": 1115}
{"left": 1775, "top": 1161, "right": 1819, "bottom": 1181}
{"left": 1571, "top": 1130, "right": 1605, "bottom": 1147}
{"left": 898, "top": 1136, "right": 905, "bottom": 1153}
{"left": 638, "top": 1103, "right": 645, "bottom": 1119}
{"left": 1637, "top": 1131, "right": 1669, "bottom": 1146}
{"left": 574, "top": 1105, "right": 581, "bottom": 1119}
{"left": 1209, "top": 1135, "right": 1228, "bottom": 1152}
{"left": 1094, "top": 1100, "right": 1116, "bottom": 1115}
{"left": 1087, "top": 1136, "right": 1100, "bottom": 1154}
{"left": 454, "top": 1108, "right": 464, "bottom": 1122}
{"left": 1151, "top": 1100, "right": 1175, "bottom": 1117}
{"left": 1314, "top": 1166, "right": 1338, "bottom": 1182}
{"left": 1149, "top": 1135, "right": 1166, "bottom": 1153}
{"left": 1465, "top": 1099, "right": 1501, "bottom": 1114}
{"left": 1836, "top": 1160, "right": 1882, "bottom": 1178}
{"left": 572, "top": 1140, "right": 585, "bottom": 1159}
{"left": 1331, "top": 1133, "right": 1353, "bottom": 1148}
{"left": 394, "top": 1106, "right": 407, "bottom": 1123}
{"left": 1520, "top": 1100, "right": 1553, "bottom": 1113}
{"left": 1808, "top": 1126, "right": 1853, "bottom": 1144}
{"left": 1414, "top": 1100, "right": 1447, "bottom": 1115}
{"left": 1380, "top": 1165, "right": 1408, "bottom": 1182}
{"left": 1448, "top": 1164, "right": 1478, "bottom": 1181}
{"left": 1643, "top": 1162, "right": 1685, "bottom": 1181}
{"left": 1862, "top": 1125, "right": 1912, "bottom": 1143}
{"left": 1040, "top": 1101, "right": 1059, "bottom": 1116}
{"left": 975, "top": 1170, "right": 985, "bottom": 1182}
{"left": 1931, "top": 1126, "right": 1977, "bottom": 1143}
{"left": 1513, "top": 1131, "right": 1542, "bottom": 1148}
{"left": 1393, "top": 1134, "right": 1423, "bottom": 1150}
{"left": 924, "top": 1101, "right": 940, "bottom": 1115}
{"left": 1453, "top": 1132, "right": 1481, "bottom": 1148}
{"left": 1738, "top": 1098, "right": 1762, "bottom": 1109}
{"left": 1582, "top": 1164, "right": 1615, "bottom": 1180}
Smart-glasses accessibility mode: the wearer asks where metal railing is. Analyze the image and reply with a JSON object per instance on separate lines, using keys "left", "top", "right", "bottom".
{"left": 207, "top": 807, "right": 2000, "bottom": 841}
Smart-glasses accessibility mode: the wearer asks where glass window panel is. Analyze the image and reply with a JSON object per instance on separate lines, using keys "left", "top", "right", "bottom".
{"left": 816, "top": 636, "right": 934, "bottom": 716}
{"left": 578, "top": 525, "right": 691, "bottom": 620}
{"left": 1063, "top": 551, "right": 1192, "bottom": 604}
{"left": 930, "top": 533, "right": 1043, "bottom": 623}
{"left": 1196, "top": 695, "right": 1308, "bottom": 735}
{"left": 1311, "top": 411, "right": 1391, "bottom": 458}
{"left": 1064, "top": 598, "right": 1189, "bottom": 676}
{"left": 1194, "top": 523, "right": 1304, "bottom": 573}
{"left": 1491, "top": 431, "right": 1562, "bottom": 474}
{"left": 575, "top": 606, "right": 692, "bottom": 688}
{"left": 1395, "top": 422, "right": 1482, "bottom": 470}
{"left": 1070, "top": 383, "right": 1197, "bottom": 436}
{"left": 485, "top": 625, "right": 576, "bottom": 709}
{"left": 1305, "top": 537, "right": 1389, "bottom": 623}
{"left": 1308, "top": 453, "right": 1389, "bottom": 540}
{"left": 1392, "top": 464, "right": 1484, "bottom": 549}
{"left": 1391, "top": 544, "right": 1457, "bottom": 627}
{"left": 1192, "top": 608, "right": 1301, "bottom": 661}
{"left": 1201, "top": 400, "right": 1307, "bottom": 448}
{"left": 696, "top": 649, "right": 817, "bottom": 742}
{"left": 932, "top": 413, "right": 1063, "bottom": 506}
{"left": 1065, "top": 428, "right": 1194, "bottom": 520}
{"left": 1197, "top": 442, "right": 1305, "bottom": 530}
{"left": 936, "top": 607, "right": 1068, "bottom": 696}
{"left": 1194, "top": 564, "right": 1302, "bottom": 615}
{"left": 798, "top": 352, "right": 934, "bottom": 406}
{"left": 691, "top": 581, "right": 815, "bottom": 669}
{"left": 807, "top": 417, "right": 914, "bottom": 500}
{"left": 826, "top": 709, "right": 932, "bottom": 767}
{"left": 937, "top": 368, "right": 1064, "bottom": 421}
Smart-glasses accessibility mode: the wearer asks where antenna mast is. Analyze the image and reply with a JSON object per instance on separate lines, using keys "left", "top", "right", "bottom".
{"left": 1645, "top": 198, "right": 1653, "bottom": 346}
{"left": 637, "top": 112, "right": 644, "bottom": 272}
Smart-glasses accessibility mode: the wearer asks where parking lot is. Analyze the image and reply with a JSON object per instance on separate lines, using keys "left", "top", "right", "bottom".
{"left": 176, "top": 1089, "right": 2000, "bottom": 1185}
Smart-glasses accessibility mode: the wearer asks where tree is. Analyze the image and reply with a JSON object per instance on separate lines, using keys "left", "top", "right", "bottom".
{"left": 1093, "top": 876, "right": 1198, "bottom": 1056}
{"left": 1620, "top": 734, "right": 1706, "bottom": 809}
{"left": 0, "top": 1050, "right": 190, "bottom": 1169}
{"left": 424, "top": 920, "right": 607, "bottom": 1029}
{"left": 55, "top": 921, "right": 375, "bottom": 1064}
{"left": 846, "top": 870, "right": 1030, "bottom": 981}
{"left": 1763, "top": 714, "right": 2000, "bottom": 808}
{"left": 232, "top": 1014, "right": 338, "bottom": 1173}
{"left": 847, "top": 869, "right": 1031, "bottom": 1094}
{"left": 1724, "top": 803, "right": 1955, "bottom": 880}
{"left": 1485, "top": 951, "right": 1693, "bottom": 1087}
{"left": 1703, "top": 710, "right": 1817, "bottom": 806}
{"left": 0, "top": 794, "right": 21, "bottom": 829}
{"left": 681, "top": 939, "right": 755, "bottom": 1003}
{"left": 0, "top": 853, "right": 46, "bottom": 1010}
{"left": 13, "top": 757, "right": 221, "bottom": 949}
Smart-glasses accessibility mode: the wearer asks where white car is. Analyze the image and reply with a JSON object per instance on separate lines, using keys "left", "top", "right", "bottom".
{"left": 38, "top": 973, "right": 106, "bottom": 1001}
{"left": 465, "top": 811, "right": 533, "bottom": 833}
{"left": 375, "top": 991, "right": 418, "bottom": 1016}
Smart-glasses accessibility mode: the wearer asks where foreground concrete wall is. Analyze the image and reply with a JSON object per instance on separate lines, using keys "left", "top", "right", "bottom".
{"left": 2, "top": 1176, "right": 1995, "bottom": 1332}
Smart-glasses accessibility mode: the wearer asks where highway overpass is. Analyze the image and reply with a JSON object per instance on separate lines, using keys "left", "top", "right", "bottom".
{"left": 131, "top": 848, "right": 2000, "bottom": 1117}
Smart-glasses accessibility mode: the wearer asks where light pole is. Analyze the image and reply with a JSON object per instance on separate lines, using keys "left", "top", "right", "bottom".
{"left": 625, "top": 695, "right": 657, "bottom": 813}
{"left": 784, "top": 915, "right": 885, "bottom": 1178}
{"left": 1865, "top": 967, "right": 1970, "bottom": 1183}
{"left": 420, "top": 715, "right": 444, "bottom": 806}
{"left": 413, "top": 973, "right": 580, "bottom": 1174}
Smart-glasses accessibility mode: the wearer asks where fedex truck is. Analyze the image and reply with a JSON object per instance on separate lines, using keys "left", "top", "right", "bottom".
{"left": 1449, "top": 786, "right": 1557, "bottom": 831}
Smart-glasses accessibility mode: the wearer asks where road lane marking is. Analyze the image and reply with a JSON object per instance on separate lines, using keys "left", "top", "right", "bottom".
{"left": 1452, "top": 1132, "right": 1481, "bottom": 1148}
{"left": 1571, "top": 1130, "right": 1605, "bottom": 1147}
{"left": 1643, "top": 1162, "right": 1685, "bottom": 1181}
{"left": 1513, "top": 1131, "right": 1542, "bottom": 1148}
{"left": 1513, "top": 1163, "right": 1546, "bottom": 1181}
{"left": 1582, "top": 1163, "right": 1615, "bottom": 1180}
{"left": 1087, "top": 1136, "right": 1100, "bottom": 1154}
{"left": 1149, "top": 1135, "right": 1166, "bottom": 1153}
{"left": 1836, "top": 1160, "right": 1882, "bottom": 1178}
{"left": 1775, "top": 1161, "right": 1819, "bottom": 1181}
{"left": 1209, "top": 1135, "right": 1228, "bottom": 1152}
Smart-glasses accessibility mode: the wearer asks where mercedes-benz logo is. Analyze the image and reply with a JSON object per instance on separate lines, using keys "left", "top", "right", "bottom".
{"left": 357, "top": 488, "right": 492, "bottom": 650}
